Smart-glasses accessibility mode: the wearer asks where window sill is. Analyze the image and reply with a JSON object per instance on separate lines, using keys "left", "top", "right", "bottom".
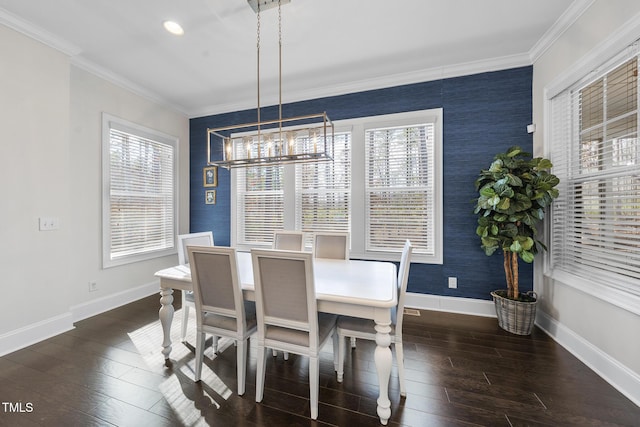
{"left": 547, "top": 269, "right": 640, "bottom": 316}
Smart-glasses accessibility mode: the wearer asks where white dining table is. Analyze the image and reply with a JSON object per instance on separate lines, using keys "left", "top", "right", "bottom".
{"left": 154, "top": 251, "right": 398, "bottom": 425}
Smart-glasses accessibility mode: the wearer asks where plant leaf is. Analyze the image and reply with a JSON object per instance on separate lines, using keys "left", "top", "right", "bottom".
{"left": 521, "top": 251, "right": 535, "bottom": 263}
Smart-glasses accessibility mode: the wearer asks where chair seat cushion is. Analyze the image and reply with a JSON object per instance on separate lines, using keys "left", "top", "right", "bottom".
{"left": 266, "top": 313, "right": 337, "bottom": 347}
{"left": 202, "top": 301, "right": 257, "bottom": 333}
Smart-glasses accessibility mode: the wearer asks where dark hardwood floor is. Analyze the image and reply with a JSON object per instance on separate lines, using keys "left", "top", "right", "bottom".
{"left": 1, "top": 294, "right": 638, "bottom": 426}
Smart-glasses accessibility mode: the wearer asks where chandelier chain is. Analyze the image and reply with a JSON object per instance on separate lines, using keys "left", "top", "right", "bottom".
{"left": 256, "top": 3, "right": 261, "bottom": 132}
{"left": 278, "top": 0, "right": 282, "bottom": 123}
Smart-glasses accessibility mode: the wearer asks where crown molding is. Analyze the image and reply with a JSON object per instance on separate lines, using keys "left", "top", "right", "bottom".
{"left": 529, "top": 0, "right": 595, "bottom": 63}
{"left": 70, "top": 56, "right": 190, "bottom": 116}
{"left": 190, "top": 52, "right": 532, "bottom": 118}
{"left": 0, "top": 7, "right": 81, "bottom": 56}
{"left": 0, "top": 7, "right": 189, "bottom": 117}
{"left": 545, "top": 8, "right": 640, "bottom": 99}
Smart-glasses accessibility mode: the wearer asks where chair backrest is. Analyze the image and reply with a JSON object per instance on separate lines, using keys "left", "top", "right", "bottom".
{"left": 178, "top": 231, "right": 214, "bottom": 265}
{"left": 273, "top": 230, "right": 305, "bottom": 251}
{"left": 394, "top": 240, "right": 413, "bottom": 334}
{"left": 251, "top": 249, "right": 320, "bottom": 349}
{"left": 312, "top": 232, "right": 349, "bottom": 260}
{"left": 187, "top": 245, "right": 247, "bottom": 331}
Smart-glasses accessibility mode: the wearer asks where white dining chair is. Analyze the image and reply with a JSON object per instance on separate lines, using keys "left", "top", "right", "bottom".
{"left": 312, "top": 232, "right": 349, "bottom": 260}
{"left": 312, "top": 232, "right": 357, "bottom": 347}
{"left": 251, "top": 249, "right": 338, "bottom": 420}
{"left": 177, "top": 231, "right": 214, "bottom": 344}
{"left": 188, "top": 245, "right": 257, "bottom": 396}
{"left": 336, "top": 239, "right": 413, "bottom": 397}
{"left": 271, "top": 230, "right": 305, "bottom": 360}
{"left": 273, "top": 230, "right": 305, "bottom": 251}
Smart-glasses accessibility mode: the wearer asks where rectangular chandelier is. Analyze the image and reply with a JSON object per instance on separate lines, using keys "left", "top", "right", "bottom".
{"left": 207, "top": 112, "right": 334, "bottom": 169}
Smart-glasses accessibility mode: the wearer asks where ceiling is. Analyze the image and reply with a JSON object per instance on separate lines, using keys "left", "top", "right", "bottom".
{"left": 0, "top": 0, "right": 588, "bottom": 118}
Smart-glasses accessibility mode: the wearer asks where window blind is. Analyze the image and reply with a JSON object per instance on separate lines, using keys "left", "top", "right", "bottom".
{"left": 296, "top": 132, "right": 351, "bottom": 246}
{"left": 108, "top": 128, "right": 175, "bottom": 260}
{"left": 230, "top": 109, "right": 443, "bottom": 262}
{"left": 550, "top": 50, "right": 640, "bottom": 291}
{"left": 365, "top": 124, "right": 435, "bottom": 255}
{"left": 235, "top": 162, "right": 284, "bottom": 245}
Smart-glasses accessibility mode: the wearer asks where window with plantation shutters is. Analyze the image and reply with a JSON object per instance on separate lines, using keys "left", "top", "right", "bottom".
{"left": 365, "top": 123, "right": 435, "bottom": 256}
{"left": 230, "top": 108, "right": 442, "bottom": 263}
{"left": 550, "top": 45, "right": 640, "bottom": 297}
{"left": 102, "top": 114, "right": 177, "bottom": 267}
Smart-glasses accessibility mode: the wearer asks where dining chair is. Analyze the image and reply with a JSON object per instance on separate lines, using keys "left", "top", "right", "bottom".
{"left": 177, "top": 231, "right": 214, "bottom": 343}
{"left": 187, "top": 245, "right": 257, "bottom": 396}
{"left": 336, "top": 239, "right": 413, "bottom": 396}
{"left": 251, "top": 248, "right": 338, "bottom": 420}
{"left": 312, "top": 231, "right": 349, "bottom": 260}
{"left": 271, "top": 230, "right": 305, "bottom": 360}
{"left": 312, "top": 231, "right": 357, "bottom": 347}
{"left": 273, "top": 230, "right": 305, "bottom": 251}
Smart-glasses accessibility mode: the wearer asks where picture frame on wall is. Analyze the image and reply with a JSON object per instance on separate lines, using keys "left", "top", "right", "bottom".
{"left": 205, "top": 190, "right": 216, "bottom": 205}
{"left": 203, "top": 166, "right": 217, "bottom": 187}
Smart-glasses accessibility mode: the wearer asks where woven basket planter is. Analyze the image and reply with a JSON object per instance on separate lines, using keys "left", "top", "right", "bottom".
{"left": 491, "top": 290, "right": 537, "bottom": 335}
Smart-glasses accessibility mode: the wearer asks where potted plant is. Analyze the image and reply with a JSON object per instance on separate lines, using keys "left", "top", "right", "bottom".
{"left": 474, "top": 146, "right": 559, "bottom": 335}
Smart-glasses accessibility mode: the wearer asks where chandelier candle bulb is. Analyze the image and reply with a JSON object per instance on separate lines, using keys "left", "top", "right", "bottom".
{"left": 225, "top": 139, "right": 233, "bottom": 161}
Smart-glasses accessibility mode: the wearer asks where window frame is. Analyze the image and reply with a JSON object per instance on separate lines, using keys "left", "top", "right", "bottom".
{"left": 101, "top": 113, "right": 178, "bottom": 268}
{"left": 545, "top": 42, "right": 640, "bottom": 314}
{"left": 230, "top": 108, "right": 443, "bottom": 264}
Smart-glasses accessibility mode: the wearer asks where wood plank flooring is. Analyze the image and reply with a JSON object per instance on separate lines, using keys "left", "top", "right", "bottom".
{"left": 1, "top": 294, "right": 638, "bottom": 426}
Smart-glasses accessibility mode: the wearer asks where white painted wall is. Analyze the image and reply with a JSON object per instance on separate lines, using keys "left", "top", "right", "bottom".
{"left": 68, "top": 66, "right": 189, "bottom": 313}
{"left": 0, "top": 24, "right": 71, "bottom": 338}
{"left": 0, "top": 24, "right": 189, "bottom": 355}
{"left": 532, "top": 0, "right": 640, "bottom": 406}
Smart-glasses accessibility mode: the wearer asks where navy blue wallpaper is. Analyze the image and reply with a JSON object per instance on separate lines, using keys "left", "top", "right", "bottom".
{"left": 189, "top": 66, "right": 533, "bottom": 300}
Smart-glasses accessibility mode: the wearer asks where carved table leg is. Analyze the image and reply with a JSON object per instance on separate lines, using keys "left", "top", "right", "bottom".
{"left": 374, "top": 319, "right": 392, "bottom": 425}
{"left": 159, "top": 287, "right": 174, "bottom": 360}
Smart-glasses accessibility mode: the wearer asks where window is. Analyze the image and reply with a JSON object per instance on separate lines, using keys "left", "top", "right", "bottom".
{"left": 365, "top": 123, "right": 436, "bottom": 256}
{"left": 549, "top": 49, "right": 640, "bottom": 298}
{"left": 235, "top": 164, "right": 284, "bottom": 245}
{"left": 102, "top": 114, "right": 177, "bottom": 267}
{"left": 296, "top": 133, "right": 351, "bottom": 242}
{"left": 231, "top": 109, "right": 443, "bottom": 263}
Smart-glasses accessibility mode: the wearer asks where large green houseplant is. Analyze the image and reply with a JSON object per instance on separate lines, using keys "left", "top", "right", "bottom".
{"left": 474, "top": 146, "right": 559, "bottom": 334}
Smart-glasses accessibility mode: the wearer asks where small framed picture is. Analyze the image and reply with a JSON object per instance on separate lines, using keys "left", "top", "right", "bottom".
{"left": 203, "top": 166, "right": 218, "bottom": 187}
{"left": 205, "top": 190, "right": 217, "bottom": 205}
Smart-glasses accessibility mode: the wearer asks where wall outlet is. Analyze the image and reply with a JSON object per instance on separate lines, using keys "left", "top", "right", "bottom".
{"left": 89, "top": 281, "right": 98, "bottom": 292}
{"left": 448, "top": 277, "right": 458, "bottom": 289}
{"left": 39, "top": 217, "right": 60, "bottom": 231}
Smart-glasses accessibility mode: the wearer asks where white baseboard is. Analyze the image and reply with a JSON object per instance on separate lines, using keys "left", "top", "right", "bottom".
{"left": 405, "top": 292, "right": 496, "bottom": 317}
{"left": 70, "top": 279, "right": 160, "bottom": 323}
{"left": 406, "top": 292, "right": 640, "bottom": 407}
{"left": 0, "top": 312, "right": 74, "bottom": 357}
{"left": 536, "top": 310, "right": 640, "bottom": 407}
{"left": 0, "top": 280, "right": 161, "bottom": 357}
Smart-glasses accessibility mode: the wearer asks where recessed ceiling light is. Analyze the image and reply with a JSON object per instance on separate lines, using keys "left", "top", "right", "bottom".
{"left": 163, "top": 20, "right": 184, "bottom": 36}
